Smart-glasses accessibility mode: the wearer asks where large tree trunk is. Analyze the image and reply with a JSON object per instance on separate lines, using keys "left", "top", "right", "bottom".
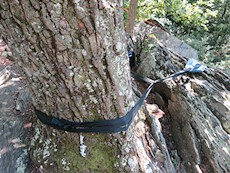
{"left": 0, "top": 1, "right": 176, "bottom": 172}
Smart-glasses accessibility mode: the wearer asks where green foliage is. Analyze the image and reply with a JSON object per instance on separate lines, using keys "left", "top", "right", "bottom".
{"left": 124, "top": 0, "right": 218, "bottom": 30}
{"left": 172, "top": 158, "right": 179, "bottom": 166}
{"left": 123, "top": 0, "right": 230, "bottom": 71}
{"left": 178, "top": 32, "right": 230, "bottom": 70}
{"left": 1, "top": 51, "right": 8, "bottom": 56}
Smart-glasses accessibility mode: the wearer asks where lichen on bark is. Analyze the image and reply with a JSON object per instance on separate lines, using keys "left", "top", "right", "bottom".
{"left": 1, "top": 1, "right": 178, "bottom": 172}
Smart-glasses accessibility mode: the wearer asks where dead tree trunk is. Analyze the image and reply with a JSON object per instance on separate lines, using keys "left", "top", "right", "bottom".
{"left": 0, "top": 1, "right": 175, "bottom": 172}
{"left": 133, "top": 22, "right": 230, "bottom": 173}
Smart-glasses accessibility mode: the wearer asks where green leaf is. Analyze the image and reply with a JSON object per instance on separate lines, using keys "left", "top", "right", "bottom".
{"left": 172, "top": 159, "right": 178, "bottom": 165}
{"left": 1, "top": 51, "right": 8, "bottom": 57}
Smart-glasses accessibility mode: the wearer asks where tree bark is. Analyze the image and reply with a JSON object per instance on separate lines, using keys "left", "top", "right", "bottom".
{"left": 133, "top": 22, "right": 230, "bottom": 173}
{"left": 0, "top": 1, "right": 176, "bottom": 172}
{"left": 125, "top": 0, "right": 138, "bottom": 35}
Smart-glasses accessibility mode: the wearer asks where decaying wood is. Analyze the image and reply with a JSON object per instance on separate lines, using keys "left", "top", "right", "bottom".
{"left": 1, "top": 0, "right": 228, "bottom": 172}
{"left": 0, "top": 66, "right": 11, "bottom": 86}
{"left": 134, "top": 23, "right": 230, "bottom": 173}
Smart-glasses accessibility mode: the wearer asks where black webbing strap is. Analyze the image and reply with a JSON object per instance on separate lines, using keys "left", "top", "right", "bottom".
{"left": 35, "top": 70, "right": 188, "bottom": 133}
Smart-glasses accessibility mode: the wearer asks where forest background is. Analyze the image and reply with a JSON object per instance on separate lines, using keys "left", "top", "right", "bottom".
{"left": 123, "top": 0, "right": 229, "bottom": 71}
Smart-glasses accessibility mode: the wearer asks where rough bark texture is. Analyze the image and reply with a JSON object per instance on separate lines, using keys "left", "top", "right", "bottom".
{"left": 0, "top": 0, "right": 132, "bottom": 123}
{"left": 125, "top": 0, "right": 138, "bottom": 34}
{"left": 0, "top": 65, "right": 32, "bottom": 173}
{"left": 133, "top": 23, "right": 230, "bottom": 173}
{"left": 0, "top": 1, "right": 176, "bottom": 172}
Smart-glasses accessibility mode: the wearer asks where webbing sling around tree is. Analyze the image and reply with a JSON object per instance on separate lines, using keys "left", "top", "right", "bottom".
{"left": 35, "top": 59, "right": 206, "bottom": 133}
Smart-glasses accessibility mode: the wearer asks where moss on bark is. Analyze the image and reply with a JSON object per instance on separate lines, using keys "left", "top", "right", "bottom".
{"left": 30, "top": 121, "right": 120, "bottom": 172}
